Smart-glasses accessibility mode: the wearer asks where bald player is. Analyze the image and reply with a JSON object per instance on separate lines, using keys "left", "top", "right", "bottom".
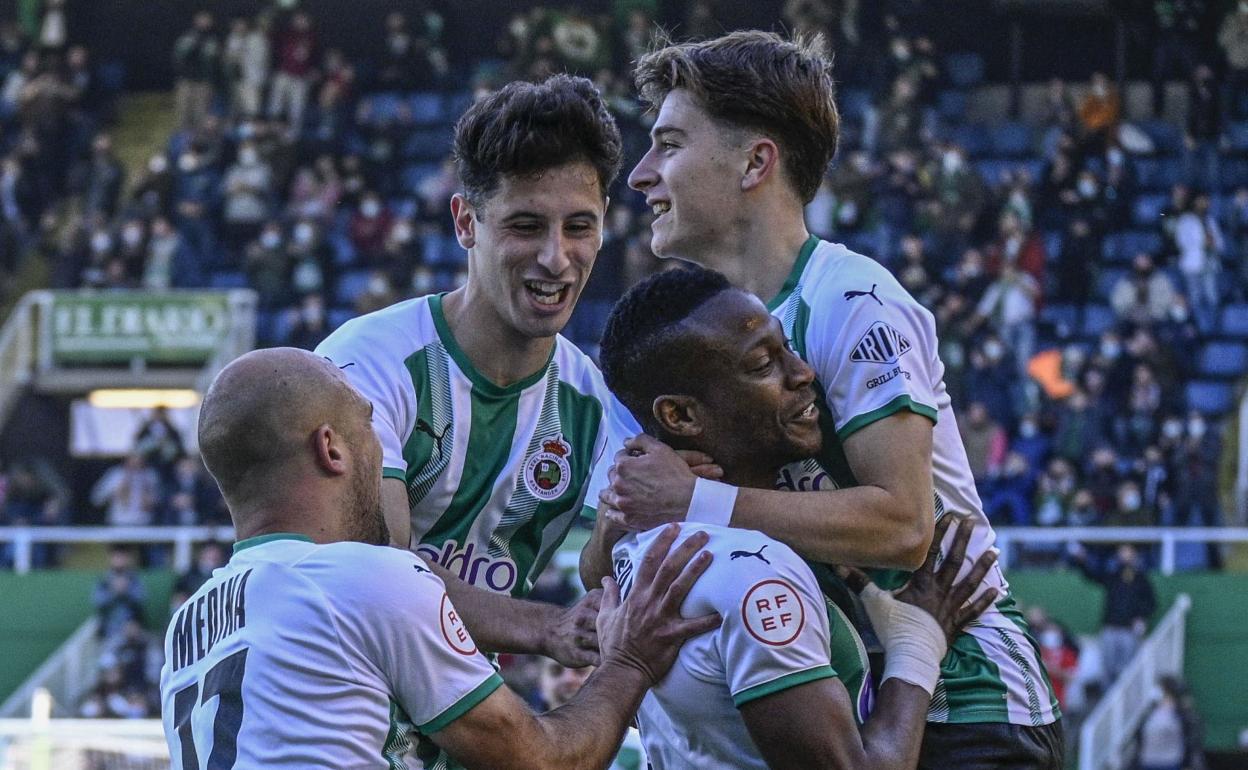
{"left": 159, "top": 348, "right": 719, "bottom": 769}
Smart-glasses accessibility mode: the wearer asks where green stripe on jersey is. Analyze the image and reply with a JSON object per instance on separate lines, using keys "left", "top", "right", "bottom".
{"left": 382, "top": 699, "right": 416, "bottom": 770}
{"left": 733, "top": 665, "right": 836, "bottom": 707}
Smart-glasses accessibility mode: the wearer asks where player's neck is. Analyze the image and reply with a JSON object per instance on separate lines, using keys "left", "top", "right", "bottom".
{"left": 440, "top": 287, "right": 554, "bottom": 388}
{"left": 689, "top": 207, "right": 809, "bottom": 301}
{"left": 715, "top": 458, "right": 783, "bottom": 491}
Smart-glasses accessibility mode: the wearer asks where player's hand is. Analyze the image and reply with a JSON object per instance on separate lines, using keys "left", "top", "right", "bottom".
{"left": 838, "top": 514, "right": 998, "bottom": 645}
{"left": 596, "top": 524, "right": 721, "bottom": 685}
{"left": 541, "top": 589, "right": 604, "bottom": 668}
{"left": 600, "top": 435, "right": 721, "bottom": 532}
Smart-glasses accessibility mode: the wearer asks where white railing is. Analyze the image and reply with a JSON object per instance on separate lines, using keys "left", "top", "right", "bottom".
{"left": 0, "top": 292, "right": 40, "bottom": 427}
{"left": 1, "top": 525, "right": 236, "bottom": 575}
{"left": 0, "top": 618, "right": 100, "bottom": 720}
{"left": 0, "top": 716, "right": 169, "bottom": 769}
{"left": 993, "top": 527, "right": 1248, "bottom": 575}
{"left": 1078, "top": 594, "right": 1192, "bottom": 770}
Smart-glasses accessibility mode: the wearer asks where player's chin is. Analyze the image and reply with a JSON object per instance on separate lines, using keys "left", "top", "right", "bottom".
{"left": 783, "top": 423, "right": 823, "bottom": 457}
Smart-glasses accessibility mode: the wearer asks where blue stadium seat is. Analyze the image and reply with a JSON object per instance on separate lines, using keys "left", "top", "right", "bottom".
{"left": 1081, "top": 305, "right": 1117, "bottom": 337}
{"left": 945, "top": 52, "right": 985, "bottom": 89}
{"left": 1039, "top": 304, "right": 1078, "bottom": 335}
{"left": 936, "top": 90, "right": 968, "bottom": 122}
{"left": 1132, "top": 194, "right": 1169, "bottom": 228}
{"left": 209, "top": 271, "right": 248, "bottom": 289}
{"left": 1138, "top": 120, "right": 1184, "bottom": 155}
{"left": 1134, "top": 157, "right": 1183, "bottom": 191}
{"left": 568, "top": 299, "right": 614, "bottom": 347}
{"left": 1227, "top": 121, "right": 1248, "bottom": 154}
{"left": 1103, "top": 230, "right": 1163, "bottom": 262}
{"left": 97, "top": 60, "right": 125, "bottom": 92}
{"left": 408, "top": 92, "right": 443, "bottom": 125}
{"left": 839, "top": 88, "right": 873, "bottom": 123}
{"left": 401, "top": 162, "right": 441, "bottom": 193}
{"left": 988, "top": 121, "right": 1033, "bottom": 157}
{"left": 974, "top": 158, "right": 1044, "bottom": 187}
{"left": 334, "top": 270, "right": 373, "bottom": 306}
{"left": 405, "top": 126, "right": 455, "bottom": 161}
{"left": 1220, "top": 304, "right": 1248, "bottom": 338}
{"left": 331, "top": 233, "right": 358, "bottom": 267}
{"left": 951, "top": 124, "right": 992, "bottom": 158}
{"left": 329, "top": 307, "right": 355, "bottom": 331}
{"left": 1096, "top": 269, "right": 1127, "bottom": 301}
{"left": 1198, "top": 342, "right": 1248, "bottom": 378}
{"left": 445, "top": 91, "right": 475, "bottom": 121}
{"left": 270, "top": 309, "right": 296, "bottom": 344}
{"left": 1185, "top": 381, "right": 1235, "bottom": 415}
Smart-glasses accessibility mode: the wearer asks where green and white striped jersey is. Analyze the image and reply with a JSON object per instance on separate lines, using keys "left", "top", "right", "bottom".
{"left": 769, "top": 236, "right": 1060, "bottom": 727}
{"left": 317, "top": 294, "right": 616, "bottom": 600}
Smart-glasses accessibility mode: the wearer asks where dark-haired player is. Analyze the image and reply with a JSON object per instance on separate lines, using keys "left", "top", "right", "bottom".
{"left": 596, "top": 265, "right": 1000, "bottom": 769}
{"left": 315, "top": 75, "right": 638, "bottom": 765}
{"left": 585, "top": 31, "right": 1063, "bottom": 768}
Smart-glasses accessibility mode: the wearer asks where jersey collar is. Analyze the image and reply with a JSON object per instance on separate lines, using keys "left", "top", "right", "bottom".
{"left": 765, "top": 235, "right": 819, "bottom": 312}
{"left": 232, "top": 532, "right": 315, "bottom": 554}
{"left": 428, "top": 293, "right": 554, "bottom": 397}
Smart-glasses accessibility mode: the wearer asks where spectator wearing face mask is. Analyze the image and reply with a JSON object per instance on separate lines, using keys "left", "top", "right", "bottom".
{"left": 972, "top": 263, "right": 1040, "bottom": 380}
{"left": 287, "top": 292, "right": 329, "bottom": 350}
{"left": 1026, "top": 607, "right": 1080, "bottom": 713}
{"left": 222, "top": 140, "right": 274, "bottom": 252}
{"left": 1175, "top": 193, "right": 1223, "bottom": 334}
{"left": 348, "top": 192, "right": 394, "bottom": 266}
{"left": 1068, "top": 542, "right": 1155, "bottom": 685}
{"left": 1174, "top": 412, "right": 1222, "bottom": 536}
{"left": 1111, "top": 253, "right": 1177, "bottom": 325}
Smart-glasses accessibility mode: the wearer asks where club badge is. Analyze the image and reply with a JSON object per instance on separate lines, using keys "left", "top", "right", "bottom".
{"left": 524, "top": 434, "right": 572, "bottom": 501}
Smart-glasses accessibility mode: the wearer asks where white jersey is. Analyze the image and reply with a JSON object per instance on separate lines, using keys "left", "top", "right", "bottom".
{"left": 613, "top": 524, "right": 870, "bottom": 770}
{"left": 769, "top": 237, "right": 1059, "bottom": 726}
{"left": 158, "top": 534, "right": 501, "bottom": 769}
{"left": 316, "top": 294, "right": 623, "bottom": 599}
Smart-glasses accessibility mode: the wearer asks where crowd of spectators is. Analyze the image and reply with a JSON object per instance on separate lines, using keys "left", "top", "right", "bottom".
{"left": 0, "top": 2, "right": 122, "bottom": 295}
{"left": 4, "top": 4, "right": 1247, "bottom": 564}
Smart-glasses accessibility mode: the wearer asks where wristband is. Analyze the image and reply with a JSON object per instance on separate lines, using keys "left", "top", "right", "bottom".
{"left": 858, "top": 584, "right": 947, "bottom": 695}
{"left": 686, "top": 478, "right": 738, "bottom": 528}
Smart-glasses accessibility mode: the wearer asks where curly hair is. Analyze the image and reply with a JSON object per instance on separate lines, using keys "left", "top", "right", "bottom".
{"left": 452, "top": 74, "right": 623, "bottom": 207}
{"left": 599, "top": 264, "right": 733, "bottom": 431}
{"left": 633, "top": 30, "right": 839, "bottom": 203}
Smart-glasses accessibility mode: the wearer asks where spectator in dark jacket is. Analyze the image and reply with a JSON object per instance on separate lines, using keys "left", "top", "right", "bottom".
{"left": 1070, "top": 542, "right": 1156, "bottom": 685}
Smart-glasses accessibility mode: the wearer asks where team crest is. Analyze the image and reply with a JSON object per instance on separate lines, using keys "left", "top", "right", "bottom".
{"left": 523, "top": 434, "right": 572, "bottom": 501}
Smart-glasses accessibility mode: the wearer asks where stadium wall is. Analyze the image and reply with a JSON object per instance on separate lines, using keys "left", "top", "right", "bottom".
{"left": 0, "top": 570, "right": 173, "bottom": 709}
{"left": 1009, "top": 571, "right": 1248, "bottom": 750}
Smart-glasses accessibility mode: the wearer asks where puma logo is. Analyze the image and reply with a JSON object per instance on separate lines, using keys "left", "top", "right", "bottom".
{"left": 415, "top": 418, "right": 450, "bottom": 458}
{"left": 844, "top": 284, "right": 883, "bottom": 306}
{"left": 730, "top": 545, "right": 770, "bottom": 564}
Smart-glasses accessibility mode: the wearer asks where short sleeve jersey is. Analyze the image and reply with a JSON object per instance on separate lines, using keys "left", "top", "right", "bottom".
{"left": 158, "top": 535, "right": 502, "bottom": 769}
{"left": 612, "top": 524, "right": 872, "bottom": 770}
{"left": 770, "top": 237, "right": 1059, "bottom": 727}
{"left": 316, "top": 294, "right": 618, "bottom": 599}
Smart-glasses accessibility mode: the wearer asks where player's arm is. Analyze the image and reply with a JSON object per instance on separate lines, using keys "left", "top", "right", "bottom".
{"left": 431, "top": 526, "right": 720, "bottom": 770}
{"left": 733, "top": 411, "right": 935, "bottom": 569}
{"left": 579, "top": 505, "right": 629, "bottom": 592}
{"left": 381, "top": 474, "right": 412, "bottom": 549}
{"left": 741, "top": 515, "right": 998, "bottom": 770}
{"left": 600, "top": 419, "right": 934, "bottom": 571}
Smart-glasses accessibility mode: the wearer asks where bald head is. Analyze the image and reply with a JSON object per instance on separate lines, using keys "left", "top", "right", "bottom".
{"left": 198, "top": 348, "right": 382, "bottom": 540}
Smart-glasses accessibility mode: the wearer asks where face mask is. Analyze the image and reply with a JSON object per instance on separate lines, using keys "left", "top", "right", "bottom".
{"left": 90, "top": 232, "right": 113, "bottom": 253}
{"left": 1092, "top": 83, "right": 1107, "bottom": 98}
{"left": 148, "top": 155, "right": 168, "bottom": 174}
{"left": 1120, "top": 493, "right": 1141, "bottom": 511}
{"left": 943, "top": 152, "right": 962, "bottom": 174}
{"left": 292, "top": 260, "right": 322, "bottom": 292}
{"left": 301, "top": 304, "right": 323, "bottom": 324}
{"left": 1078, "top": 179, "right": 1097, "bottom": 198}
{"left": 1188, "top": 418, "right": 1206, "bottom": 439}
{"left": 178, "top": 153, "right": 199, "bottom": 173}
{"left": 1020, "top": 421, "right": 1038, "bottom": 438}
{"left": 1169, "top": 305, "right": 1189, "bottom": 323}
{"left": 391, "top": 222, "right": 413, "bottom": 243}
{"left": 984, "top": 341, "right": 1004, "bottom": 361}
{"left": 260, "top": 231, "right": 281, "bottom": 250}
{"left": 367, "top": 275, "right": 389, "bottom": 295}
{"left": 1107, "top": 148, "right": 1124, "bottom": 166}
{"left": 1040, "top": 630, "right": 1063, "bottom": 649}
{"left": 1163, "top": 420, "right": 1183, "bottom": 439}
{"left": 121, "top": 226, "right": 143, "bottom": 247}
{"left": 1100, "top": 342, "right": 1120, "bottom": 359}
{"left": 361, "top": 200, "right": 381, "bottom": 218}
{"left": 294, "top": 223, "right": 314, "bottom": 245}
{"left": 239, "top": 148, "right": 259, "bottom": 165}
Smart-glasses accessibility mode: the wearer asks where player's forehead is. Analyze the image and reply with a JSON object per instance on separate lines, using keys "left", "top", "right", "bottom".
{"left": 684, "top": 290, "right": 778, "bottom": 354}
{"left": 485, "top": 160, "right": 605, "bottom": 220}
{"left": 652, "top": 89, "right": 726, "bottom": 141}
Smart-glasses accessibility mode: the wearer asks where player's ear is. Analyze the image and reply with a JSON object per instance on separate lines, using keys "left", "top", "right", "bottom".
{"left": 741, "top": 136, "right": 780, "bottom": 193}
{"left": 312, "top": 424, "right": 349, "bottom": 476}
{"left": 652, "top": 394, "right": 703, "bottom": 438}
{"left": 450, "top": 193, "right": 476, "bottom": 249}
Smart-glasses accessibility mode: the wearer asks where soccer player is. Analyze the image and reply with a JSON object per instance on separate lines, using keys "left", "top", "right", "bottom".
{"left": 585, "top": 31, "right": 1063, "bottom": 767}
{"left": 160, "top": 347, "right": 719, "bottom": 769}
{"left": 315, "top": 75, "right": 634, "bottom": 675}
{"left": 596, "top": 265, "right": 1000, "bottom": 769}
